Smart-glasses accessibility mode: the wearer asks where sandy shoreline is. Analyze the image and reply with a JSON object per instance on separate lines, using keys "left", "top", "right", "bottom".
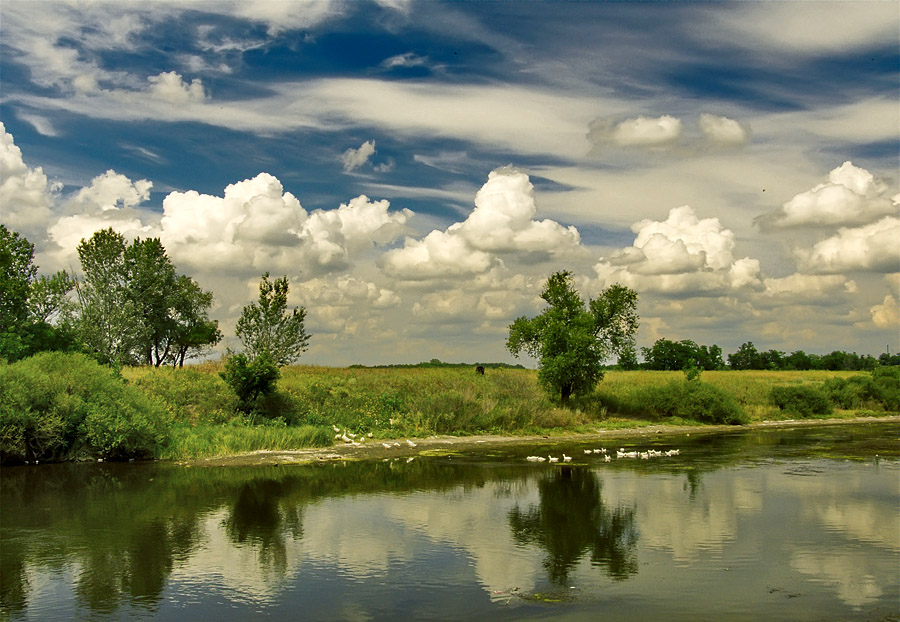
{"left": 187, "top": 415, "right": 900, "bottom": 466}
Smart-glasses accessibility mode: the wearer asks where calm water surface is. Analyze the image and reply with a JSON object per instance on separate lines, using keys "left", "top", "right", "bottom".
{"left": 2, "top": 422, "right": 898, "bottom": 621}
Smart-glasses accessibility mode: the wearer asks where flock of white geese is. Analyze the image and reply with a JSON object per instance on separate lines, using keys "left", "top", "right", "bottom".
{"left": 331, "top": 424, "right": 682, "bottom": 463}
{"left": 526, "top": 447, "right": 680, "bottom": 463}
{"left": 333, "top": 425, "right": 421, "bottom": 449}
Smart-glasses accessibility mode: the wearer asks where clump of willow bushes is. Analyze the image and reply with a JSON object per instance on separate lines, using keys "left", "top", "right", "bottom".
{"left": 824, "top": 366, "right": 899, "bottom": 411}
{"left": 0, "top": 352, "right": 170, "bottom": 464}
{"left": 591, "top": 368, "right": 747, "bottom": 425}
{"left": 768, "top": 366, "right": 899, "bottom": 418}
{"left": 639, "top": 374, "right": 747, "bottom": 425}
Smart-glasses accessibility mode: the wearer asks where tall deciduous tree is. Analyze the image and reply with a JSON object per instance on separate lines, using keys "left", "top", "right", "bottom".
{"left": 75, "top": 229, "right": 144, "bottom": 365}
{"left": 728, "top": 341, "right": 763, "bottom": 370}
{"left": 0, "top": 225, "right": 37, "bottom": 360}
{"left": 236, "top": 273, "right": 309, "bottom": 366}
{"left": 74, "top": 228, "right": 219, "bottom": 367}
{"left": 507, "top": 271, "right": 639, "bottom": 404}
{"left": 170, "top": 275, "right": 221, "bottom": 367}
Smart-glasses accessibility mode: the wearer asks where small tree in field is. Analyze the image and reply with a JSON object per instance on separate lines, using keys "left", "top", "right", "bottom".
{"left": 235, "top": 273, "right": 309, "bottom": 366}
{"left": 507, "top": 271, "right": 639, "bottom": 404}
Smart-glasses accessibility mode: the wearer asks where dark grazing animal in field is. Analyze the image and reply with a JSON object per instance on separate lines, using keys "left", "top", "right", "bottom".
{"left": 476, "top": 365, "right": 485, "bottom": 375}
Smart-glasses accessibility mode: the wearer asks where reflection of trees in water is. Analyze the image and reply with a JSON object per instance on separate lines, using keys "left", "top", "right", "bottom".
{"left": 0, "top": 459, "right": 525, "bottom": 617}
{"left": 223, "top": 480, "right": 304, "bottom": 573}
{"left": 508, "top": 468, "right": 638, "bottom": 585}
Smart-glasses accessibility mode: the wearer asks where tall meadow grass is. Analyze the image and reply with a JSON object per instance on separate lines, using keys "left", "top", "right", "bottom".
{"left": 117, "top": 364, "right": 899, "bottom": 459}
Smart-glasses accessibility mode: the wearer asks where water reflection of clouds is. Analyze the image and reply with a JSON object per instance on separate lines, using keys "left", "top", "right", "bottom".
{"left": 769, "top": 466, "right": 900, "bottom": 552}
{"left": 599, "top": 463, "right": 898, "bottom": 609}
{"left": 599, "top": 471, "right": 760, "bottom": 562}
{"left": 301, "top": 485, "right": 544, "bottom": 595}
{"left": 169, "top": 484, "right": 546, "bottom": 603}
{"left": 149, "top": 462, "right": 900, "bottom": 612}
{"left": 169, "top": 510, "right": 300, "bottom": 603}
{"left": 791, "top": 549, "right": 887, "bottom": 607}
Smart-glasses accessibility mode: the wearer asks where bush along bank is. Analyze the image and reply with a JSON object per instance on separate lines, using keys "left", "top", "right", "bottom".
{"left": 0, "top": 352, "right": 170, "bottom": 464}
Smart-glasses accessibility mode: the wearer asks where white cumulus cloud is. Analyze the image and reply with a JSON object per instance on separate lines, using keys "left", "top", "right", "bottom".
{"left": 70, "top": 169, "right": 153, "bottom": 212}
{"left": 146, "top": 71, "right": 207, "bottom": 104}
{"left": 381, "top": 229, "right": 497, "bottom": 280}
{"left": 159, "top": 173, "right": 411, "bottom": 277}
{"left": 381, "top": 168, "right": 582, "bottom": 281}
{"left": 762, "top": 273, "right": 857, "bottom": 302}
{"left": 0, "top": 122, "right": 58, "bottom": 239}
{"left": 594, "top": 205, "right": 762, "bottom": 296}
{"left": 699, "top": 113, "right": 750, "bottom": 146}
{"left": 457, "top": 168, "right": 581, "bottom": 254}
{"left": 45, "top": 169, "right": 156, "bottom": 261}
{"left": 870, "top": 294, "right": 898, "bottom": 329}
{"left": 589, "top": 115, "right": 683, "bottom": 148}
{"left": 795, "top": 216, "right": 900, "bottom": 274}
{"left": 757, "top": 161, "right": 897, "bottom": 229}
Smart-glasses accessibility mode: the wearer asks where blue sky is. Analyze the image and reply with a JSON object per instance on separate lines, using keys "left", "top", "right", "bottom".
{"left": 1, "top": 0, "right": 898, "bottom": 365}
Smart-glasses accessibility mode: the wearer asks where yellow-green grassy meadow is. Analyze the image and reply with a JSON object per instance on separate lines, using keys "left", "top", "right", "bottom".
{"left": 119, "top": 364, "right": 894, "bottom": 460}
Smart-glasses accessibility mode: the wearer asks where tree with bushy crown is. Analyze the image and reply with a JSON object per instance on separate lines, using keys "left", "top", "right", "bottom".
{"left": 75, "top": 228, "right": 145, "bottom": 366}
{"left": 1, "top": 225, "right": 37, "bottom": 360}
{"left": 235, "top": 273, "right": 309, "bottom": 366}
{"left": 507, "top": 271, "right": 639, "bottom": 404}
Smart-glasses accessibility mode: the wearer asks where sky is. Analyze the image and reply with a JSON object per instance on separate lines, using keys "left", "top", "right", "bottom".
{"left": 1, "top": 0, "right": 898, "bottom": 366}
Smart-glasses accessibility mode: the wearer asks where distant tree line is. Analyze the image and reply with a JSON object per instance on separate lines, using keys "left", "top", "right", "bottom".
{"left": 624, "top": 337, "right": 898, "bottom": 372}
{"left": 350, "top": 359, "right": 527, "bottom": 370}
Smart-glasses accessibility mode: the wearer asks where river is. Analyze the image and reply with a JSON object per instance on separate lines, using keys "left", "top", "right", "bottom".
{"left": 1, "top": 422, "right": 897, "bottom": 621}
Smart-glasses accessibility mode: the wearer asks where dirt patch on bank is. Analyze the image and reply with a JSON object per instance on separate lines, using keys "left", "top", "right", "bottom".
{"left": 186, "top": 415, "right": 899, "bottom": 467}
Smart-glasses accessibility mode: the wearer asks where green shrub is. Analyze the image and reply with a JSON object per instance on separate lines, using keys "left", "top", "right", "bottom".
{"left": 0, "top": 352, "right": 170, "bottom": 463}
{"left": 824, "top": 367, "right": 899, "bottom": 412}
{"left": 83, "top": 391, "right": 169, "bottom": 459}
{"left": 132, "top": 367, "right": 236, "bottom": 424}
{"left": 219, "top": 353, "right": 280, "bottom": 415}
{"left": 642, "top": 380, "right": 746, "bottom": 424}
{"left": 770, "top": 384, "right": 832, "bottom": 417}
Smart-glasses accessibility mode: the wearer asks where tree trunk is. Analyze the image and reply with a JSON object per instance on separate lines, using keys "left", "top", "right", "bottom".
{"left": 560, "top": 384, "right": 572, "bottom": 405}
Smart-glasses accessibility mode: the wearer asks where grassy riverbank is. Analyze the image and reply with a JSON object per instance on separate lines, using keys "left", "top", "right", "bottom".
{"left": 123, "top": 363, "right": 898, "bottom": 460}
{"left": 2, "top": 351, "right": 897, "bottom": 463}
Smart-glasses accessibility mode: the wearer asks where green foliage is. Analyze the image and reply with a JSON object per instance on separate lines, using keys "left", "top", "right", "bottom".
{"left": 823, "top": 367, "right": 900, "bottom": 412}
{"left": 0, "top": 226, "right": 78, "bottom": 362}
{"left": 220, "top": 353, "right": 281, "bottom": 415}
{"left": 728, "top": 342, "right": 883, "bottom": 371}
{"left": 641, "top": 338, "right": 724, "bottom": 371}
{"left": 770, "top": 385, "right": 833, "bottom": 417}
{"left": 0, "top": 352, "right": 170, "bottom": 463}
{"left": 236, "top": 273, "right": 309, "bottom": 366}
{"left": 642, "top": 380, "right": 746, "bottom": 424}
{"left": 74, "top": 229, "right": 145, "bottom": 365}
{"left": 161, "top": 423, "right": 333, "bottom": 460}
{"left": 276, "top": 366, "right": 567, "bottom": 437}
{"left": 132, "top": 368, "right": 237, "bottom": 424}
{"left": 507, "top": 271, "right": 639, "bottom": 404}
{"left": 728, "top": 341, "right": 762, "bottom": 370}
{"left": 169, "top": 275, "right": 222, "bottom": 366}
{"left": 0, "top": 225, "right": 36, "bottom": 330}
{"left": 0, "top": 225, "right": 37, "bottom": 361}
{"left": 74, "top": 230, "right": 220, "bottom": 367}
{"left": 683, "top": 364, "right": 702, "bottom": 382}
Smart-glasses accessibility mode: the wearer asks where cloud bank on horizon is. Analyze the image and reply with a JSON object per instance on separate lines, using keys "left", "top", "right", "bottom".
{"left": 0, "top": 0, "right": 897, "bottom": 365}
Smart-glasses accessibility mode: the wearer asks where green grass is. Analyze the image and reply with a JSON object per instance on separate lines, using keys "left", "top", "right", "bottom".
{"left": 114, "top": 364, "right": 900, "bottom": 460}
{"left": 160, "top": 422, "right": 333, "bottom": 460}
